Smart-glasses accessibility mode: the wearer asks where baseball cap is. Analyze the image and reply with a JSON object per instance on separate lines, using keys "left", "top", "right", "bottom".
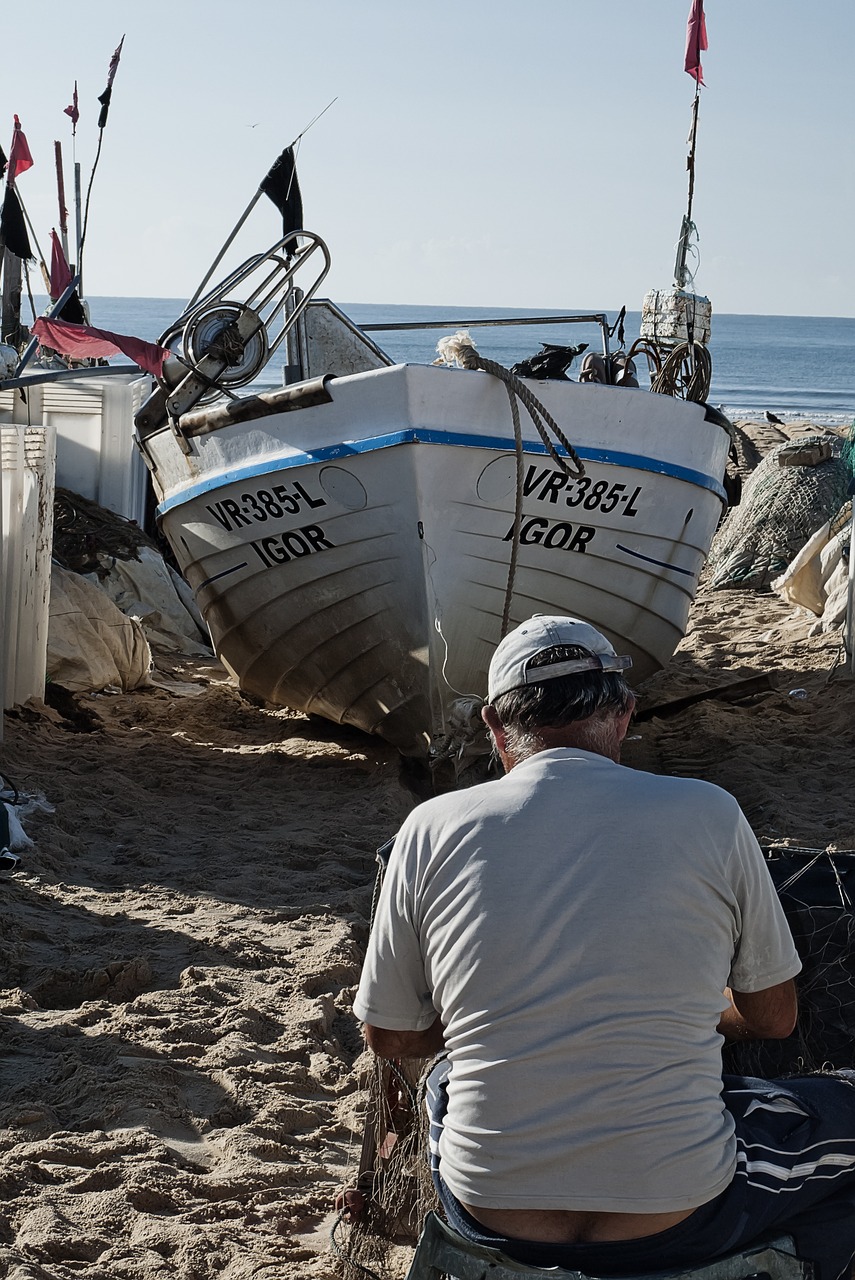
{"left": 487, "top": 615, "right": 632, "bottom": 702}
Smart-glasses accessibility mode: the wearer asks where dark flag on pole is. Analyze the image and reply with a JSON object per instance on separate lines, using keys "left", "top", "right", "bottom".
{"left": 0, "top": 143, "right": 6, "bottom": 182}
{"left": 97, "top": 37, "right": 125, "bottom": 128}
{"left": 684, "top": 0, "right": 708, "bottom": 85}
{"left": 0, "top": 187, "right": 33, "bottom": 260}
{"left": 260, "top": 146, "right": 304, "bottom": 242}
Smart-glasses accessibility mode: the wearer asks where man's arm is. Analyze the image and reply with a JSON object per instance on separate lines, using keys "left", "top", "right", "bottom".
{"left": 363, "top": 1017, "right": 445, "bottom": 1059}
{"left": 718, "top": 979, "right": 798, "bottom": 1042}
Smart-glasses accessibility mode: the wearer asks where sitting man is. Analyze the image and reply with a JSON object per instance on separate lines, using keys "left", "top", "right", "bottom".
{"left": 354, "top": 615, "right": 855, "bottom": 1280}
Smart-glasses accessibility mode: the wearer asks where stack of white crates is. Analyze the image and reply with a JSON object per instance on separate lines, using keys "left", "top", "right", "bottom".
{"left": 640, "top": 289, "right": 712, "bottom": 346}
{"left": 0, "top": 370, "right": 150, "bottom": 730}
{"left": 0, "top": 425, "right": 57, "bottom": 730}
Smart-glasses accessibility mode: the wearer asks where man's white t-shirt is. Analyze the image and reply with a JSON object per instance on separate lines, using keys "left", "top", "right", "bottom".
{"left": 354, "top": 748, "right": 801, "bottom": 1213}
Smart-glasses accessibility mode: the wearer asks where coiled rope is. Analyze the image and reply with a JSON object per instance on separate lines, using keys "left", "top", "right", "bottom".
{"left": 435, "top": 332, "right": 586, "bottom": 637}
{"left": 650, "top": 341, "right": 712, "bottom": 403}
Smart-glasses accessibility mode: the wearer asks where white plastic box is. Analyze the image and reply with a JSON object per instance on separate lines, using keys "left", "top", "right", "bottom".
{"left": 0, "top": 371, "right": 151, "bottom": 525}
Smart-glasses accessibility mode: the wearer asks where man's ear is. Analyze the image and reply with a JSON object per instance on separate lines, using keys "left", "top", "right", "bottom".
{"left": 615, "top": 697, "right": 636, "bottom": 744}
{"left": 482, "top": 703, "right": 505, "bottom": 748}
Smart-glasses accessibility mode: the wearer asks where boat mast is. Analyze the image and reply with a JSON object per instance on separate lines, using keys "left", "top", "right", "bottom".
{"left": 673, "top": 81, "right": 701, "bottom": 290}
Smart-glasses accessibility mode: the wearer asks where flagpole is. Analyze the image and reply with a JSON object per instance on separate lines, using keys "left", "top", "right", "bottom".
{"left": 13, "top": 274, "right": 81, "bottom": 376}
{"left": 55, "top": 141, "right": 70, "bottom": 263}
{"left": 74, "top": 162, "right": 83, "bottom": 296}
{"left": 0, "top": 213, "right": 23, "bottom": 349}
{"left": 77, "top": 37, "right": 124, "bottom": 302}
{"left": 185, "top": 190, "right": 265, "bottom": 310}
{"left": 673, "top": 81, "right": 701, "bottom": 291}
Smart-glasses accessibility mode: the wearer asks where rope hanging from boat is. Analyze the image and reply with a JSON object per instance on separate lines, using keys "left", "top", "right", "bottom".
{"left": 434, "top": 330, "right": 586, "bottom": 636}
{"left": 650, "top": 340, "right": 712, "bottom": 402}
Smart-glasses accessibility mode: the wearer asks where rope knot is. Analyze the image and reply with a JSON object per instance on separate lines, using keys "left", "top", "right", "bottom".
{"left": 433, "top": 329, "right": 482, "bottom": 370}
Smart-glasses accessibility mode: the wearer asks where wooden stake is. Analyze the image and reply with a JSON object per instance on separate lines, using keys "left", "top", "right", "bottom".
{"left": 55, "top": 141, "right": 70, "bottom": 263}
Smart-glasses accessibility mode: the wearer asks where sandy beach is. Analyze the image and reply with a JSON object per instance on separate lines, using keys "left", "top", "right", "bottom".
{"left": 0, "top": 417, "right": 852, "bottom": 1279}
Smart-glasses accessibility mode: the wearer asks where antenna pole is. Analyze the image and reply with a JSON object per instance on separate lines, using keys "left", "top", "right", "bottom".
{"left": 673, "top": 83, "right": 701, "bottom": 290}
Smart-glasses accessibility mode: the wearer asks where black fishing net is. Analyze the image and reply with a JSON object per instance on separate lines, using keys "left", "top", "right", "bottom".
{"left": 725, "top": 847, "right": 855, "bottom": 1078}
{"left": 52, "top": 486, "right": 158, "bottom": 576}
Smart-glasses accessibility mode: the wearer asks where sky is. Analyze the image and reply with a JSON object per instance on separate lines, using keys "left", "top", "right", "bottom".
{"left": 3, "top": 0, "right": 854, "bottom": 317}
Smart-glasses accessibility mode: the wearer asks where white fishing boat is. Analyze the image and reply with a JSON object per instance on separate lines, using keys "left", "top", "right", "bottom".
{"left": 132, "top": 219, "right": 732, "bottom": 759}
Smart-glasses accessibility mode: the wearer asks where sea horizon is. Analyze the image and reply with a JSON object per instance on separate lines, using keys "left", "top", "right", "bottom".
{"left": 29, "top": 295, "right": 855, "bottom": 426}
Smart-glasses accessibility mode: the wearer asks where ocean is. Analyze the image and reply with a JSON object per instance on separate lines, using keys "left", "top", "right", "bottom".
{"left": 32, "top": 296, "right": 855, "bottom": 426}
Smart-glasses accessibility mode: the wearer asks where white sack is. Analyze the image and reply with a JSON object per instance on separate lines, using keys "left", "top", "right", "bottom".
{"left": 773, "top": 502, "right": 852, "bottom": 631}
{"left": 47, "top": 563, "right": 152, "bottom": 692}
{"left": 85, "top": 546, "right": 210, "bottom": 655}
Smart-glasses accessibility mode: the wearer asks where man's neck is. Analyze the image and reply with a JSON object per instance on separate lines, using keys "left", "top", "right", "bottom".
{"left": 505, "top": 727, "right": 621, "bottom": 770}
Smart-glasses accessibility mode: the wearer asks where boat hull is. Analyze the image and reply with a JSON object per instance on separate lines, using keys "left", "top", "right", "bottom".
{"left": 142, "top": 363, "right": 730, "bottom": 755}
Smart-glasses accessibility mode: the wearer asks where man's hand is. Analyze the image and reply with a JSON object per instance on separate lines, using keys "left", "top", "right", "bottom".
{"left": 718, "top": 979, "right": 798, "bottom": 1042}
{"left": 363, "top": 1018, "right": 445, "bottom": 1059}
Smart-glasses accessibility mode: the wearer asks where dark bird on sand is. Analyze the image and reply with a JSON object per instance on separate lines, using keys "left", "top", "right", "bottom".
{"left": 765, "top": 410, "right": 785, "bottom": 426}
{"left": 511, "top": 342, "right": 589, "bottom": 381}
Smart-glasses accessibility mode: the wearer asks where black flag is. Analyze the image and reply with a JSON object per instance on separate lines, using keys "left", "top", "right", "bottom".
{"left": 97, "top": 37, "right": 124, "bottom": 129}
{"left": 0, "top": 187, "right": 33, "bottom": 260}
{"left": 58, "top": 291, "right": 87, "bottom": 325}
{"left": 260, "top": 146, "right": 303, "bottom": 243}
{"left": 0, "top": 143, "right": 7, "bottom": 183}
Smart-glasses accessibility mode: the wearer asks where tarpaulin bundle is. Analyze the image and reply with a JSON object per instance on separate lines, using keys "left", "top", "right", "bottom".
{"left": 32, "top": 317, "right": 168, "bottom": 378}
{"left": 260, "top": 145, "right": 303, "bottom": 243}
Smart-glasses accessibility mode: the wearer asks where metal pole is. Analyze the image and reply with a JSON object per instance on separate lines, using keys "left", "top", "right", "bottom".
{"left": 12, "top": 274, "right": 81, "bottom": 377}
{"left": 674, "top": 87, "right": 701, "bottom": 291}
{"left": 74, "top": 161, "right": 83, "bottom": 296}
{"left": 185, "top": 189, "right": 264, "bottom": 310}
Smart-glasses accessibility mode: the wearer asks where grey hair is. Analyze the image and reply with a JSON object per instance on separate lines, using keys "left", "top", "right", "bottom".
{"left": 490, "top": 644, "right": 634, "bottom": 760}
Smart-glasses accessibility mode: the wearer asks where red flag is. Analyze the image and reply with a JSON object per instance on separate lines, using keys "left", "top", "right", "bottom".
{"left": 49, "top": 231, "right": 73, "bottom": 300}
{"left": 105, "top": 37, "right": 124, "bottom": 89}
{"left": 8, "top": 115, "right": 34, "bottom": 182}
{"left": 64, "top": 82, "right": 80, "bottom": 133}
{"left": 32, "top": 317, "right": 169, "bottom": 379}
{"left": 684, "top": 0, "right": 707, "bottom": 85}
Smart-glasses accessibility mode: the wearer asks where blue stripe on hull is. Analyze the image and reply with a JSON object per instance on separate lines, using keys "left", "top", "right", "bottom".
{"left": 157, "top": 427, "right": 727, "bottom": 516}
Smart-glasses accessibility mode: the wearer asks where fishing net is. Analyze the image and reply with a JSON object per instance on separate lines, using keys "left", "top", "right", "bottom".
{"left": 707, "top": 435, "right": 850, "bottom": 590}
{"left": 331, "top": 844, "right": 440, "bottom": 1279}
{"left": 842, "top": 419, "right": 855, "bottom": 486}
{"left": 725, "top": 847, "right": 855, "bottom": 1079}
{"left": 331, "top": 1054, "right": 438, "bottom": 1279}
{"left": 52, "top": 486, "right": 158, "bottom": 575}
